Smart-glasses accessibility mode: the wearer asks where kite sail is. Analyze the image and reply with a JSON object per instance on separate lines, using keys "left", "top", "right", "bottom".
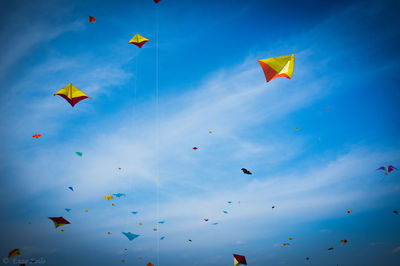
{"left": 129, "top": 34, "right": 149, "bottom": 48}
{"left": 122, "top": 232, "right": 139, "bottom": 241}
{"left": 241, "top": 168, "right": 252, "bottom": 175}
{"left": 65, "top": 208, "right": 71, "bottom": 212}
{"left": 68, "top": 187, "right": 74, "bottom": 192}
{"left": 233, "top": 254, "right": 247, "bottom": 266}
{"left": 76, "top": 152, "right": 83, "bottom": 157}
{"left": 376, "top": 165, "right": 397, "bottom": 175}
{"left": 154, "top": 0, "right": 161, "bottom": 3}
{"left": 258, "top": 54, "right": 295, "bottom": 82}
{"left": 8, "top": 248, "right": 21, "bottom": 258}
{"left": 113, "top": 193, "right": 126, "bottom": 198}
{"left": 131, "top": 211, "right": 138, "bottom": 214}
{"left": 147, "top": 263, "right": 154, "bottom": 266}
{"left": 54, "top": 83, "right": 90, "bottom": 107}
{"left": 89, "top": 16, "right": 96, "bottom": 23}
{"left": 32, "top": 134, "right": 42, "bottom": 139}
{"left": 49, "top": 217, "right": 70, "bottom": 228}
{"left": 105, "top": 195, "right": 114, "bottom": 200}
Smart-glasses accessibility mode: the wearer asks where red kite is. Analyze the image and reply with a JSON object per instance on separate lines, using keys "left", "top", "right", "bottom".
{"left": 233, "top": 254, "right": 247, "bottom": 266}
{"left": 32, "top": 134, "right": 42, "bottom": 139}
{"left": 154, "top": 0, "right": 161, "bottom": 3}
{"left": 89, "top": 16, "right": 96, "bottom": 23}
{"left": 49, "top": 216, "right": 70, "bottom": 228}
{"left": 8, "top": 248, "right": 21, "bottom": 258}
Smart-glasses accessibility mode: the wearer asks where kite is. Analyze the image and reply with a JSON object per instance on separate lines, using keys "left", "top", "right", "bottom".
{"left": 131, "top": 211, "right": 138, "bottom": 214}
{"left": 288, "top": 237, "right": 293, "bottom": 240}
{"left": 328, "top": 247, "right": 334, "bottom": 250}
{"left": 188, "top": 239, "right": 192, "bottom": 242}
{"left": 147, "top": 263, "right": 154, "bottom": 266}
{"left": 32, "top": 134, "right": 42, "bottom": 139}
{"left": 281, "top": 243, "right": 290, "bottom": 247}
{"left": 347, "top": 210, "right": 352, "bottom": 214}
{"left": 76, "top": 152, "right": 83, "bottom": 157}
{"left": 112, "top": 203, "right": 116, "bottom": 206}
{"left": 113, "top": 193, "right": 126, "bottom": 198}
{"left": 61, "top": 229, "right": 65, "bottom": 232}
{"left": 233, "top": 254, "right": 247, "bottom": 266}
{"left": 272, "top": 206, "right": 276, "bottom": 209}
{"left": 228, "top": 201, "right": 232, "bottom": 204}
{"left": 129, "top": 34, "right": 149, "bottom": 48}
{"left": 139, "top": 222, "right": 143, "bottom": 226}
{"left": 212, "top": 222, "right": 219, "bottom": 225}
{"left": 154, "top": 0, "right": 161, "bottom": 3}
{"left": 193, "top": 147, "right": 198, "bottom": 150}
{"left": 85, "top": 210, "right": 88, "bottom": 212}
{"left": 209, "top": 131, "right": 213, "bottom": 133}
{"left": 65, "top": 208, "right": 71, "bottom": 212}
{"left": 158, "top": 221, "right": 165, "bottom": 224}
{"left": 89, "top": 16, "right": 96, "bottom": 23}
{"left": 68, "top": 187, "right": 74, "bottom": 191}
{"left": 376, "top": 165, "right": 397, "bottom": 175}
{"left": 118, "top": 167, "right": 122, "bottom": 170}
{"left": 204, "top": 218, "right": 209, "bottom": 221}
{"left": 108, "top": 232, "right": 112, "bottom": 235}
{"left": 394, "top": 210, "right": 398, "bottom": 214}
{"left": 241, "top": 168, "right": 252, "bottom": 175}
{"left": 54, "top": 83, "right": 90, "bottom": 107}
{"left": 296, "top": 127, "right": 300, "bottom": 130}
{"left": 270, "top": 161, "right": 274, "bottom": 163}
{"left": 155, "top": 178, "right": 160, "bottom": 181}
{"left": 160, "top": 236, "right": 165, "bottom": 240}
{"left": 223, "top": 211, "right": 228, "bottom": 214}
{"left": 258, "top": 54, "right": 295, "bottom": 82}
{"left": 138, "top": 257, "right": 142, "bottom": 259}
{"left": 49, "top": 217, "right": 70, "bottom": 228}
{"left": 105, "top": 195, "right": 114, "bottom": 200}
{"left": 8, "top": 248, "right": 21, "bottom": 258}
{"left": 341, "top": 239, "right": 348, "bottom": 245}
{"left": 122, "top": 232, "right": 139, "bottom": 241}
{"left": 153, "top": 228, "right": 157, "bottom": 231}
{"left": 306, "top": 257, "right": 310, "bottom": 261}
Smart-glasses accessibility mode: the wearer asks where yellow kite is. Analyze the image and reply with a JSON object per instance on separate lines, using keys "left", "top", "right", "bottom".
{"left": 54, "top": 83, "right": 90, "bottom": 107}
{"left": 129, "top": 34, "right": 149, "bottom": 48}
{"left": 258, "top": 54, "right": 295, "bottom": 82}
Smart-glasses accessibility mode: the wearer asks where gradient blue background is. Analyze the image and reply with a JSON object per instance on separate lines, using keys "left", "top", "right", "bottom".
{"left": 0, "top": 0, "right": 399, "bottom": 265}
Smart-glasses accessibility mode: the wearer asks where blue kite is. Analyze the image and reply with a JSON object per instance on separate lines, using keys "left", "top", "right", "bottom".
{"left": 122, "top": 232, "right": 139, "bottom": 241}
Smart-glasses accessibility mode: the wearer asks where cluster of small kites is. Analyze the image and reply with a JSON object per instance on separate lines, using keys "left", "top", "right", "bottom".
{"left": 10, "top": 0, "right": 399, "bottom": 265}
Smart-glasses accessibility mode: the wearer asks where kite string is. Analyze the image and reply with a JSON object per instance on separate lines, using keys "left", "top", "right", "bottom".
{"left": 155, "top": 5, "right": 160, "bottom": 266}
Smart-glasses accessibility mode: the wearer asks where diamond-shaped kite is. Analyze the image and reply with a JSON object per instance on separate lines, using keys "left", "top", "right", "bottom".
{"left": 129, "top": 34, "right": 149, "bottom": 48}
{"left": 49, "top": 217, "right": 70, "bottom": 228}
{"left": 258, "top": 54, "right": 295, "bottom": 82}
{"left": 54, "top": 83, "right": 90, "bottom": 107}
{"left": 233, "top": 254, "right": 247, "bottom": 266}
{"left": 122, "top": 232, "right": 139, "bottom": 241}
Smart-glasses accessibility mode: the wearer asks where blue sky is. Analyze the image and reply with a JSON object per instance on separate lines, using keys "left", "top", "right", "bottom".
{"left": 0, "top": 0, "right": 400, "bottom": 265}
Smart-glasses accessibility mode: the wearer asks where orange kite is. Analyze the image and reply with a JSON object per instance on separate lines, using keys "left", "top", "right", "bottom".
{"left": 258, "top": 54, "right": 295, "bottom": 82}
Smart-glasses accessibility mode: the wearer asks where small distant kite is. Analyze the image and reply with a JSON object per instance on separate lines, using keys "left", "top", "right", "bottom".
{"left": 204, "top": 218, "right": 209, "bottom": 221}
{"left": 160, "top": 236, "right": 165, "bottom": 240}
{"left": 49, "top": 217, "right": 70, "bottom": 228}
{"left": 209, "top": 131, "right": 213, "bottom": 133}
{"left": 89, "top": 16, "right": 96, "bottom": 23}
{"left": 288, "top": 237, "right": 293, "bottom": 240}
{"left": 113, "top": 193, "right": 126, "bottom": 198}
{"left": 394, "top": 210, "right": 398, "bottom": 214}
{"left": 65, "top": 208, "right": 71, "bottom": 212}
{"left": 154, "top": 0, "right": 161, "bottom": 3}
{"left": 212, "top": 222, "right": 219, "bottom": 225}
{"left": 158, "top": 221, "right": 165, "bottom": 224}
{"left": 112, "top": 203, "right": 116, "bottom": 206}
{"left": 68, "top": 187, "right": 74, "bottom": 191}
{"left": 296, "top": 127, "right": 300, "bottom": 130}
{"left": 107, "top": 232, "right": 112, "bottom": 235}
{"left": 129, "top": 34, "right": 149, "bottom": 48}
{"left": 85, "top": 210, "right": 88, "bottom": 212}
{"left": 272, "top": 205, "right": 276, "bottom": 209}
{"left": 328, "top": 247, "right": 334, "bottom": 250}
{"left": 76, "top": 152, "right": 83, "bottom": 157}
{"left": 241, "top": 168, "right": 252, "bottom": 175}
{"left": 118, "top": 167, "right": 122, "bottom": 170}
{"left": 122, "top": 232, "right": 139, "bottom": 241}
{"left": 306, "top": 257, "right": 310, "bottom": 261}
{"left": 138, "top": 222, "right": 143, "bottom": 226}
{"left": 228, "top": 201, "right": 232, "bottom": 204}
{"left": 347, "top": 210, "right": 352, "bottom": 214}
{"left": 131, "top": 211, "right": 138, "bottom": 214}
{"left": 54, "top": 83, "right": 90, "bottom": 107}
{"left": 32, "top": 134, "right": 42, "bottom": 139}
{"left": 193, "top": 147, "right": 198, "bottom": 150}
{"left": 233, "top": 254, "right": 247, "bottom": 266}
{"left": 147, "top": 263, "right": 154, "bottom": 266}
{"left": 153, "top": 228, "right": 157, "bottom": 231}
{"left": 341, "top": 239, "right": 348, "bottom": 245}
{"left": 188, "top": 239, "right": 192, "bottom": 242}
{"left": 8, "top": 248, "right": 21, "bottom": 258}
{"left": 105, "top": 195, "right": 114, "bottom": 200}
{"left": 258, "top": 54, "right": 295, "bottom": 82}
{"left": 376, "top": 165, "right": 397, "bottom": 175}
{"left": 223, "top": 211, "right": 228, "bottom": 214}
{"left": 281, "top": 243, "right": 290, "bottom": 247}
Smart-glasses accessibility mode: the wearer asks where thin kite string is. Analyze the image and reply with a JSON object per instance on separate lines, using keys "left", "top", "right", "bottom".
{"left": 155, "top": 5, "right": 160, "bottom": 266}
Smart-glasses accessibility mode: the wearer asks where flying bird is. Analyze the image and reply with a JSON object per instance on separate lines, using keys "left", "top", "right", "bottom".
{"left": 241, "top": 168, "right": 252, "bottom": 175}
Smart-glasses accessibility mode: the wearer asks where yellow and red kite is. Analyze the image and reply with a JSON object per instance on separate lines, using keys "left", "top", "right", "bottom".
{"left": 54, "top": 83, "right": 90, "bottom": 107}
{"left": 49, "top": 216, "right": 70, "bottom": 228}
{"left": 258, "top": 54, "right": 295, "bottom": 82}
{"left": 89, "top": 16, "right": 96, "bottom": 23}
{"left": 32, "top": 134, "right": 42, "bottom": 139}
{"left": 105, "top": 195, "right": 114, "bottom": 200}
{"left": 8, "top": 248, "right": 21, "bottom": 258}
{"left": 233, "top": 254, "right": 247, "bottom": 266}
{"left": 129, "top": 34, "right": 149, "bottom": 48}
